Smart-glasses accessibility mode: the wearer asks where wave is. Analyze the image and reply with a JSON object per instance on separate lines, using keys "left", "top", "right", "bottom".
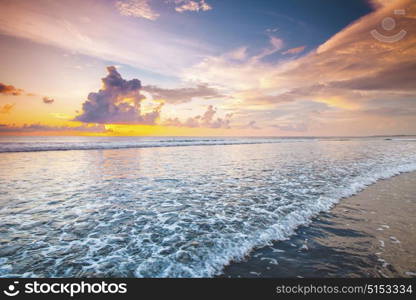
{"left": 0, "top": 138, "right": 310, "bottom": 153}
{"left": 182, "top": 162, "right": 416, "bottom": 278}
{"left": 389, "top": 138, "right": 416, "bottom": 141}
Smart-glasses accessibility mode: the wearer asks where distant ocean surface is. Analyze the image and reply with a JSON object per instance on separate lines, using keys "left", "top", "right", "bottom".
{"left": 1, "top": 136, "right": 416, "bottom": 277}
{"left": 0, "top": 136, "right": 309, "bottom": 153}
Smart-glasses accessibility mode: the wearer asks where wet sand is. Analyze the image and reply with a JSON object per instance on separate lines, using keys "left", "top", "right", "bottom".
{"left": 221, "top": 172, "right": 416, "bottom": 278}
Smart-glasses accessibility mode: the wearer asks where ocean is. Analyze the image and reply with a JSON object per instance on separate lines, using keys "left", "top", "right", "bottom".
{"left": 0, "top": 136, "right": 416, "bottom": 277}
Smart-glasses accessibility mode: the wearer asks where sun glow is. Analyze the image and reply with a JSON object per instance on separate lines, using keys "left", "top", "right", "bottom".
{"left": 315, "top": 97, "right": 361, "bottom": 110}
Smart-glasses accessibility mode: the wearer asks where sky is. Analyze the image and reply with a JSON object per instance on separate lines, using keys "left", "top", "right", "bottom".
{"left": 0, "top": 0, "right": 415, "bottom": 136}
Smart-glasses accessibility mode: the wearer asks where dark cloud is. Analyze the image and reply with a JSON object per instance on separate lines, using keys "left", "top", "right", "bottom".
{"left": 42, "top": 96, "right": 55, "bottom": 104}
{"left": 242, "top": 85, "right": 326, "bottom": 106}
{"left": 0, "top": 103, "right": 15, "bottom": 114}
{"left": 74, "top": 66, "right": 162, "bottom": 124}
{"left": 143, "top": 83, "right": 223, "bottom": 104}
{"left": 0, "top": 83, "right": 24, "bottom": 96}
{"left": 164, "top": 105, "right": 232, "bottom": 128}
{"left": 0, "top": 123, "right": 106, "bottom": 133}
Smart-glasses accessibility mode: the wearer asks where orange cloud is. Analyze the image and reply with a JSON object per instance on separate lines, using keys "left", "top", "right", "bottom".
{"left": 282, "top": 46, "right": 306, "bottom": 55}
{"left": 75, "top": 66, "right": 162, "bottom": 124}
{"left": 0, "top": 83, "right": 24, "bottom": 96}
{"left": 0, "top": 103, "right": 15, "bottom": 113}
{"left": 42, "top": 96, "right": 55, "bottom": 104}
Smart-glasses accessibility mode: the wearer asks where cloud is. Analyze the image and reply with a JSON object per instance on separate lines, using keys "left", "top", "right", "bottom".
{"left": 253, "top": 36, "right": 284, "bottom": 61}
{"left": 143, "top": 83, "right": 223, "bottom": 104}
{"left": 0, "top": 82, "right": 37, "bottom": 98}
{"left": 234, "top": 89, "right": 300, "bottom": 106}
{"left": 352, "top": 97, "right": 416, "bottom": 117}
{"left": 183, "top": 0, "right": 416, "bottom": 135}
{"left": 266, "top": 27, "right": 279, "bottom": 33}
{"left": 368, "top": 0, "right": 392, "bottom": 9}
{"left": 183, "top": 36, "right": 285, "bottom": 90}
{"left": 329, "top": 61, "right": 416, "bottom": 91}
{"left": 164, "top": 105, "right": 232, "bottom": 128}
{"left": 271, "top": 123, "right": 308, "bottom": 132}
{"left": 282, "top": 46, "right": 306, "bottom": 55}
{"left": 0, "top": 83, "right": 24, "bottom": 96}
{"left": 0, "top": 0, "right": 213, "bottom": 76}
{"left": 0, "top": 123, "right": 106, "bottom": 133}
{"left": 294, "top": 3, "right": 414, "bottom": 83}
{"left": 115, "top": 0, "right": 212, "bottom": 20}
{"left": 267, "top": 0, "right": 416, "bottom": 104}
{"left": 0, "top": 103, "right": 15, "bottom": 114}
{"left": 172, "top": 0, "right": 212, "bottom": 13}
{"left": 74, "top": 66, "right": 163, "bottom": 124}
{"left": 115, "top": 0, "right": 159, "bottom": 20}
{"left": 244, "top": 120, "right": 260, "bottom": 130}
{"left": 42, "top": 96, "right": 55, "bottom": 104}
{"left": 225, "top": 47, "right": 248, "bottom": 61}
{"left": 361, "top": 106, "right": 416, "bottom": 117}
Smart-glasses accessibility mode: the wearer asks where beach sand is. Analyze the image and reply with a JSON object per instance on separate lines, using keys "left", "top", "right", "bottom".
{"left": 221, "top": 172, "right": 416, "bottom": 278}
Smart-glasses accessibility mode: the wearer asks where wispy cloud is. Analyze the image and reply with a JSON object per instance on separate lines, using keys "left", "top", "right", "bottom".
{"left": 164, "top": 105, "right": 232, "bottom": 128}
{"left": 1, "top": 0, "right": 414, "bottom": 136}
{"left": 143, "top": 83, "right": 223, "bottom": 104}
{"left": 368, "top": 0, "right": 392, "bottom": 9}
{"left": 116, "top": 0, "right": 160, "bottom": 20}
{"left": 172, "top": 0, "right": 212, "bottom": 13}
{"left": 282, "top": 46, "right": 306, "bottom": 55}
{"left": 243, "top": 120, "right": 260, "bottom": 130}
{"left": 253, "top": 36, "right": 284, "bottom": 61}
{"left": 0, "top": 103, "right": 15, "bottom": 114}
{"left": 75, "top": 66, "right": 228, "bottom": 127}
{"left": 183, "top": 35, "right": 286, "bottom": 90}
{"left": 42, "top": 96, "right": 55, "bottom": 104}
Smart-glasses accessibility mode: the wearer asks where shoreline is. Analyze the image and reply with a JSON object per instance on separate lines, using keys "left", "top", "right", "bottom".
{"left": 220, "top": 171, "right": 416, "bottom": 278}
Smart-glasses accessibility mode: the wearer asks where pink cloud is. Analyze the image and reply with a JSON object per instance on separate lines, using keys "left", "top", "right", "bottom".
{"left": 282, "top": 46, "right": 306, "bottom": 55}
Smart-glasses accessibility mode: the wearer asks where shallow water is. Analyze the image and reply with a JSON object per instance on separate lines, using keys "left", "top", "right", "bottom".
{"left": 0, "top": 137, "right": 416, "bottom": 277}
{"left": 222, "top": 172, "right": 416, "bottom": 278}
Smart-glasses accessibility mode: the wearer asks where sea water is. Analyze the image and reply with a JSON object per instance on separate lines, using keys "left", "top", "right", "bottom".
{"left": 0, "top": 136, "right": 415, "bottom": 277}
